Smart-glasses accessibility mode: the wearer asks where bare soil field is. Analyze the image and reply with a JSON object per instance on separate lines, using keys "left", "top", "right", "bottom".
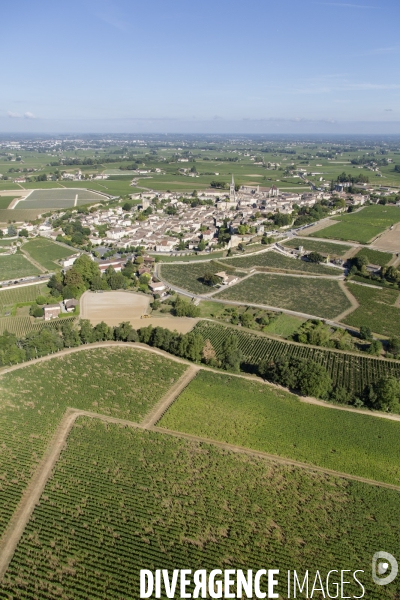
{"left": 80, "top": 291, "right": 196, "bottom": 333}
{"left": 371, "top": 222, "right": 400, "bottom": 253}
{"left": 300, "top": 218, "right": 335, "bottom": 235}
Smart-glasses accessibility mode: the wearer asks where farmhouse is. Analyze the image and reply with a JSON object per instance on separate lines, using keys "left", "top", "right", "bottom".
{"left": 63, "top": 298, "right": 79, "bottom": 312}
{"left": 215, "top": 271, "right": 239, "bottom": 286}
{"left": 44, "top": 304, "right": 61, "bottom": 320}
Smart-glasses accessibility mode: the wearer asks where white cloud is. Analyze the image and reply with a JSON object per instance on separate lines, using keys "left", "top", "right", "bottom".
{"left": 24, "top": 112, "right": 36, "bottom": 119}
{"left": 8, "top": 111, "right": 22, "bottom": 118}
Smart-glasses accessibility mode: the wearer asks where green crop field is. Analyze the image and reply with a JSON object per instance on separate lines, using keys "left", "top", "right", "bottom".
{"left": 0, "top": 253, "right": 41, "bottom": 281}
{"left": 0, "top": 209, "right": 45, "bottom": 223}
{"left": 22, "top": 238, "right": 76, "bottom": 271}
{"left": 193, "top": 321, "right": 400, "bottom": 394}
{"left": 0, "top": 420, "right": 399, "bottom": 600}
{"left": 215, "top": 273, "right": 351, "bottom": 320}
{"left": 219, "top": 250, "right": 341, "bottom": 275}
{"left": 160, "top": 261, "right": 241, "bottom": 294}
{"left": 0, "top": 315, "right": 76, "bottom": 337}
{"left": 283, "top": 238, "right": 352, "bottom": 257}
{"left": 160, "top": 370, "right": 400, "bottom": 484}
{"left": 0, "top": 282, "right": 48, "bottom": 309}
{"left": 0, "top": 348, "right": 187, "bottom": 540}
{"left": 354, "top": 247, "right": 393, "bottom": 267}
{"left": 0, "top": 197, "right": 15, "bottom": 209}
{"left": 310, "top": 205, "right": 400, "bottom": 244}
{"left": 343, "top": 283, "right": 400, "bottom": 337}
{"left": 262, "top": 312, "right": 306, "bottom": 337}
{"left": 18, "top": 188, "right": 106, "bottom": 209}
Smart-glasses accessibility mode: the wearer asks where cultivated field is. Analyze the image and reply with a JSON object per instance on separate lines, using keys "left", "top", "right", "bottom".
{"left": 215, "top": 273, "right": 351, "bottom": 320}
{"left": 354, "top": 247, "right": 392, "bottom": 267}
{"left": 283, "top": 238, "right": 352, "bottom": 257}
{"left": 0, "top": 254, "right": 41, "bottom": 281}
{"left": 0, "top": 348, "right": 187, "bottom": 540}
{"left": 15, "top": 188, "right": 106, "bottom": 210}
{"left": 0, "top": 316, "right": 76, "bottom": 337}
{"left": 310, "top": 205, "right": 400, "bottom": 244}
{"left": 0, "top": 420, "right": 398, "bottom": 599}
{"left": 22, "top": 238, "right": 76, "bottom": 271}
{"left": 220, "top": 249, "right": 341, "bottom": 274}
{"left": 80, "top": 290, "right": 196, "bottom": 333}
{"left": 372, "top": 221, "right": 400, "bottom": 252}
{"left": 193, "top": 321, "right": 400, "bottom": 394}
{"left": 160, "top": 370, "right": 400, "bottom": 484}
{"left": 343, "top": 283, "right": 400, "bottom": 337}
{"left": 160, "top": 261, "right": 240, "bottom": 294}
{"left": 0, "top": 209, "right": 46, "bottom": 223}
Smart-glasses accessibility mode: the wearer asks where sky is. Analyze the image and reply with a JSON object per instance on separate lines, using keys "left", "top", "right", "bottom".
{"left": 1, "top": 0, "right": 400, "bottom": 134}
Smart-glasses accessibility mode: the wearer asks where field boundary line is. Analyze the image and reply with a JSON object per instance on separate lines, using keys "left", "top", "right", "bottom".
{"left": 149, "top": 425, "right": 400, "bottom": 492}
{"left": 334, "top": 281, "right": 359, "bottom": 321}
{"left": 19, "top": 248, "right": 46, "bottom": 273}
{"left": 141, "top": 364, "right": 200, "bottom": 427}
{"left": 0, "top": 408, "right": 78, "bottom": 578}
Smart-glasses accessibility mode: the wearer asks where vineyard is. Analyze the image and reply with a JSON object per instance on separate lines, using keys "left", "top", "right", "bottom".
{"left": 0, "top": 283, "right": 48, "bottom": 309}
{"left": 160, "top": 370, "right": 400, "bottom": 484}
{"left": 0, "top": 316, "right": 76, "bottom": 336}
{"left": 215, "top": 273, "right": 351, "bottom": 320}
{"left": 283, "top": 238, "right": 351, "bottom": 257}
{"left": 0, "top": 348, "right": 187, "bottom": 540}
{"left": 219, "top": 249, "right": 341, "bottom": 274}
{"left": 1, "top": 420, "right": 399, "bottom": 600}
{"left": 22, "top": 238, "right": 76, "bottom": 271}
{"left": 160, "top": 261, "right": 242, "bottom": 294}
{"left": 0, "top": 254, "right": 41, "bottom": 281}
{"left": 343, "top": 283, "right": 400, "bottom": 337}
{"left": 193, "top": 321, "right": 400, "bottom": 394}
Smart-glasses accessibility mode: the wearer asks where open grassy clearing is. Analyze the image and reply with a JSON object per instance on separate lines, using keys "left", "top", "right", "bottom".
{"left": 216, "top": 273, "right": 351, "bottom": 319}
{"left": 0, "top": 254, "right": 41, "bottom": 281}
{"left": 22, "top": 238, "right": 76, "bottom": 271}
{"left": 310, "top": 205, "right": 400, "bottom": 244}
{"left": 283, "top": 238, "right": 351, "bottom": 256}
{"left": 262, "top": 312, "right": 306, "bottom": 337}
{"left": 0, "top": 240, "right": 17, "bottom": 247}
{"left": 0, "top": 348, "right": 187, "bottom": 541}
{"left": 193, "top": 321, "right": 400, "bottom": 394}
{"left": 160, "top": 261, "right": 243, "bottom": 294}
{"left": 354, "top": 247, "right": 393, "bottom": 267}
{"left": 219, "top": 250, "right": 341, "bottom": 275}
{"left": 160, "top": 371, "right": 400, "bottom": 485}
{"left": 343, "top": 283, "right": 400, "bottom": 337}
{"left": 1, "top": 420, "right": 399, "bottom": 600}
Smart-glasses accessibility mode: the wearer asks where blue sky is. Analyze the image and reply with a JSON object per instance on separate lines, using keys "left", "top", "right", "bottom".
{"left": 1, "top": 0, "right": 399, "bottom": 133}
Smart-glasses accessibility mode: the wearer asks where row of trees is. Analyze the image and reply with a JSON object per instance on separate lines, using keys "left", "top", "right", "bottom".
{"left": 0, "top": 321, "right": 399, "bottom": 411}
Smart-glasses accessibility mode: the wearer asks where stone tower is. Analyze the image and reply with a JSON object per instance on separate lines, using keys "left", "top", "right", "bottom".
{"left": 229, "top": 174, "right": 236, "bottom": 203}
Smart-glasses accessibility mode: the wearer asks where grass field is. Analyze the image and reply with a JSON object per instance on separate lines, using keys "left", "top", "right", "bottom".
{"left": 22, "top": 238, "right": 76, "bottom": 271}
{"left": 18, "top": 188, "right": 106, "bottom": 209}
{"left": 262, "top": 312, "right": 306, "bottom": 337}
{"left": 216, "top": 273, "right": 351, "bottom": 319}
{"left": 0, "top": 420, "right": 398, "bottom": 600}
{"left": 343, "top": 283, "right": 400, "bottom": 337}
{"left": 160, "top": 261, "right": 241, "bottom": 294}
{"left": 354, "top": 247, "right": 393, "bottom": 267}
{"left": 0, "top": 239, "right": 17, "bottom": 247}
{"left": 0, "top": 253, "right": 41, "bottom": 281}
{"left": 0, "top": 348, "right": 187, "bottom": 541}
{"left": 160, "top": 370, "right": 400, "bottom": 484}
{"left": 219, "top": 250, "right": 341, "bottom": 275}
{"left": 310, "top": 205, "right": 400, "bottom": 244}
{"left": 283, "top": 238, "right": 351, "bottom": 256}
{"left": 0, "top": 209, "right": 45, "bottom": 223}
{"left": 193, "top": 321, "right": 400, "bottom": 394}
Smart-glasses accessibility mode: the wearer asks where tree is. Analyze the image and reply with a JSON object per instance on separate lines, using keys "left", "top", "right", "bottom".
{"left": 92, "top": 321, "right": 113, "bottom": 341}
{"left": 307, "top": 252, "right": 324, "bottom": 263}
{"left": 221, "top": 334, "right": 242, "bottom": 372}
{"left": 7, "top": 224, "right": 17, "bottom": 237}
{"left": 372, "top": 377, "right": 400, "bottom": 412}
{"left": 79, "top": 319, "right": 94, "bottom": 344}
{"left": 202, "top": 339, "right": 217, "bottom": 364}
{"left": 359, "top": 326, "right": 373, "bottom": 341}
{"left": 114, "top": 321, "right": 133, "bottom": 341}
{"left": 18, "top": 229, "right": 29, "bottom": 238}
{"left": 368, "top": 339, "right": 383, "bottom": 356}
{"left": 203, "top": 272, "right": 220, "bottom": 287}
{"left": 29, "top": 304, "right": 43, "bottom": 318}
{"left": 295, "top": 360, "right": 332, "bottom": 398}
{"left": 388, "top": 337, "right": 400, "bottom": 356}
